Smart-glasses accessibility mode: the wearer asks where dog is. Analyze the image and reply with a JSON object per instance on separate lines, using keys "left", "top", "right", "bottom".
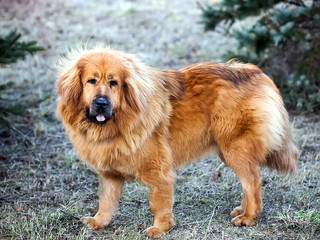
{"left": 56, "top": 47, "right": 298, "bottom": 238}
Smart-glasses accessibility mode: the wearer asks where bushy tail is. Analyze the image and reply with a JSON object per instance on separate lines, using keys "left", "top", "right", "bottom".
{"left": 265, "top": 128, "right": 299, "bottom": 176}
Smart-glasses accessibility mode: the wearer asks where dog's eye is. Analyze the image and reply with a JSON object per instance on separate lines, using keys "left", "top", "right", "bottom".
{"left": 87, "top": 79, "right": 97, "bottom": 84}
{"left": 109, "top": 80, "right": 118, "bottom": 87}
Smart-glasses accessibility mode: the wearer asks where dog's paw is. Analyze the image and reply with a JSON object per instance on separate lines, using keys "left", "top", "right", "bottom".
{"left": 231, "top": 214, "right": 257, "bottom": 226}
{"left": 230, "top": 206, "right": 244, "bottom": 217}
{"left": 144, "top": 226, "right": 165, "bottom": 238}
{"left": 81, "top": 217, "right": 104, "bottom": 230}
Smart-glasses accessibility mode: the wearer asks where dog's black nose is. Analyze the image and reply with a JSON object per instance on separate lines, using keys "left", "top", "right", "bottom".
{"left": 96, "top": 98, "right": 108, "bottom": 107}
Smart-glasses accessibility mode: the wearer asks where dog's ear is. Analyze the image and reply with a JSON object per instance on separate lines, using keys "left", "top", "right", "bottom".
{"left": 57, "top": 60, "right": 83, "bottom": 104}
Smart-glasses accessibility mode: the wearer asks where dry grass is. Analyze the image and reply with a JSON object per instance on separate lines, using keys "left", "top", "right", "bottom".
{"left": 0, "top": 0, "right": 319, "bottom": 239}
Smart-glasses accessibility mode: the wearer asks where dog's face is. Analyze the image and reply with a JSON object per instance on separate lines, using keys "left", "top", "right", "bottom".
{"left": 57, "top": 50, "right": 141, "bottom": 126}
{"left": 80, "top": 55, "right": 128, "bottom": 124}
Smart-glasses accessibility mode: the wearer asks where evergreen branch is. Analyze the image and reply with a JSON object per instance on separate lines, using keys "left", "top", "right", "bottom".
{"left": 0, "top": 81, "right": 14, "bottom": 91}
{"left": 199, "top": 0, "right": 283, "bottom": 32}
{"left": 288, "top": 0, "right": 306, "bottom": 7}
{"left": 0, "top": 30, "right": 45, "bottom": 64}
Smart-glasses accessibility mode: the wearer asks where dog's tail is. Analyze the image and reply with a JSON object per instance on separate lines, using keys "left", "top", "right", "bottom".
{"left": 266, "top": 136, "right": 299, "bottom": 176}
{"left": 264, "top": 117, "right": 299, "bottom": 176}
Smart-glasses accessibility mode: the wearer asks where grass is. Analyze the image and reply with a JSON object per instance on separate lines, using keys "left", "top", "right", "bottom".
{"left": 1, "top": 0, "right": 320, "bottom": 239}
{"left": 1, "top": 119, "right": 319, "bottom": 239}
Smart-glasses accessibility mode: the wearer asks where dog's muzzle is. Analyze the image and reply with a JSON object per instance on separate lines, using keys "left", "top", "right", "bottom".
{"left": 86, "top": 96, "right": 113, "bottom": 124}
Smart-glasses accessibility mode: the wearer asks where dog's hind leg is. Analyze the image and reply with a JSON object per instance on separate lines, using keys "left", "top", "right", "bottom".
{"left": 82, "top": 171, "right": 125, "bottom": 230}
{"left": 221, "top": 140, "right": 263, "bottom": 226}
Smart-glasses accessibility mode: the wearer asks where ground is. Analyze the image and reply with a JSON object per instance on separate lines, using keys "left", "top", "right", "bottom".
{"left": 0, "top": 0, "right": 319, "bottom": 239}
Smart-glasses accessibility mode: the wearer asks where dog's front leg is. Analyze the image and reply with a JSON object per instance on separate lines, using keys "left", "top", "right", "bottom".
{"left": 82, "top": 171, "right": 125, "bottom": 230}
{"left": 141, "top": 170, "right": 175, "bottom": 238}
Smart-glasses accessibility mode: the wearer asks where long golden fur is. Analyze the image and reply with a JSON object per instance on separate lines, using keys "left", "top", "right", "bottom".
{"left": 57, "top": 47, "right": 299, "bottom": 238}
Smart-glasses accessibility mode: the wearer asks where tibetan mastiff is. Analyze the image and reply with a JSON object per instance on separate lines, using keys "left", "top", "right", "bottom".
{"left": 56, "top": 47, "right": 298, "bottom": 238}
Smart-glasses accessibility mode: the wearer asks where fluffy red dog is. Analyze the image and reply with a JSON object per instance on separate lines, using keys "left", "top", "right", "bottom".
{"left": 57, "top": 47, "right": 298, "bottom": 238}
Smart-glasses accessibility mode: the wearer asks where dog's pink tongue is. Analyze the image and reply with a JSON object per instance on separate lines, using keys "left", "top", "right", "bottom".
{"left": 96, "top": 114, "right": 106, "bottom": 122}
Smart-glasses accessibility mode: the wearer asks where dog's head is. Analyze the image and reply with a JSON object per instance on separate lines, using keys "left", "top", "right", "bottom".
{"left": 57, "top": 48, "right": 151, "bottom": 126}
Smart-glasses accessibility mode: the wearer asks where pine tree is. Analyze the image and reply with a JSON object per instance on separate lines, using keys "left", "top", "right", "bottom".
{"left": 0, "top": 30, "right": 44, "bottom": 128}
{"left": 200, "top": 0, "right": 320, "bottom": 112}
